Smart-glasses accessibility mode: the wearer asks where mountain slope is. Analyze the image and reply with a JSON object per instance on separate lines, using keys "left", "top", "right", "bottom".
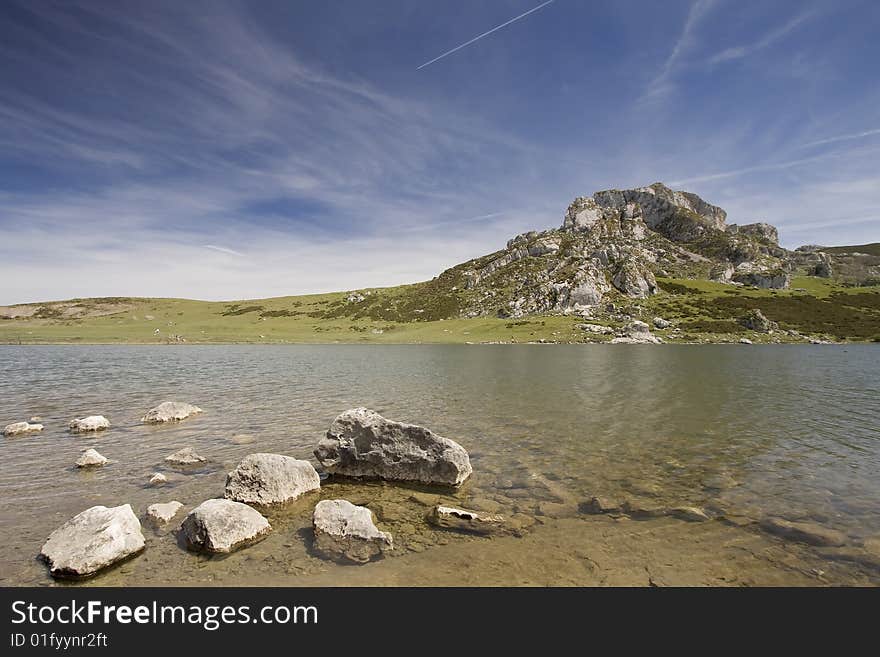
{"left": 2, "top": 183, "right": 879, "bottom": 344}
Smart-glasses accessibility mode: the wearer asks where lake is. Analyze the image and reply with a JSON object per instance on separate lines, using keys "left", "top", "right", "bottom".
{"left": 1, "top": 344, "right": 878, "bottom": 586}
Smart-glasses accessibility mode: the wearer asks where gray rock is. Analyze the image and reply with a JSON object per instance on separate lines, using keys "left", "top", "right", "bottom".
{"left": 760, "top": 517, "right": 846, "bottom": 547}
{"left": 142, "top": 401, "right": 203, "bottom": 424}
{"left": 653, "top": 317, "right": 670, "bottom": 329}
{"left": 146, "top": 501, "right": 183, "bottom": 524}
{"left": 165, "top": 447, "right": 206, "bottom": 465}
{"left": 75, "top": 448, "right": 107, "bottom": 468}
{"left": 69, "top": 415, "right": 110, "bottom": 433}
{"left": 180, "top": 499, "right": 271, "bottom": 553}
{"left": 148, "top": 472, "right": 168, "bottom": 486}
{"left": 40, "top": 504, "right": 145, "bottom": 578}
{"left": 4, "top": 421, "right": 43, "bottom": 436}
{"left": 611, "top": 259, "right": 657, "bottom": 298}
{"left": 732, "top": 270, "right": 790, "bottom": 289}
{"left": 428, "top": 505, "right": 504, "bottom": 533}
{"left": 312, "top": 499, "right": 393, "bottom": 563}
{"left": 611, "top": 320, "right": 663, "bottom": 344}
{"left": 738, "top": 308, "right": 776, "bottom": 332}
{"left": 225, "top": 453, "right": 320, "bottom": 505}
{"left": 315, "top": 408, "right": 472, "bottom": 486}
{"left": 739, "top": 338, "right": 753, "bottom": 344}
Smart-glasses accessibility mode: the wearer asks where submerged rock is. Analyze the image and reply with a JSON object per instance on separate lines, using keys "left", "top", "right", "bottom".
{"left": 148, "top": 472, "right": 168, "bottom": 486}
{"left": 69, "top": 415, "right": 110, "bottom": 433}
{"left": 669, "top": 506, "right": 710, "bottom": 522}
{"left": 760, "top": 517, "right": 846, "bottom": 547}
{"left": 75, "top": 448, "right": 108, "bottom": 468}
{"left": 4, "top": 421, "right": 43, "bottom": 436}
{"left": 146, "top": 501, "right": 184, "bottom": 524}
{"left": 315, "top": 408, "right": 472, "bottom": 486}
{"left": 180, "top": 499, "right": 271, "bottom": 553}
{"left": 428, "top": 505, "right": 504, "bottom": 533}
{"left": 40, "top": 504, "right": 145, "bottom": 578}
{"left": 225, "top": 453, "right": 320, "bottom": 505}
{"left": 142, "top": 401, "right": 203, "bottom": 424}
{"left": 579, "top": 496, "right": 623, "bottom": 515}
{"left": 165, "top": 447, "right": 206, "bottom": 466}
{"left": 312, "top": 499, "right": 393, "bottom": 563}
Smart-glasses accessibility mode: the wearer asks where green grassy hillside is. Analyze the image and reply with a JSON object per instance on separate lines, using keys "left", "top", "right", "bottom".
{"left": 2, "top": 275, "right": 878, "bottom": 344}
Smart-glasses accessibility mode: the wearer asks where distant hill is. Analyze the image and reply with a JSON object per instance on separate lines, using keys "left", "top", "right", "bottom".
{"left": 2, "top": 184, "right": 879, "bottom": 344}
{"left": 822, "top": 243, "right": 880, "bottom": 257}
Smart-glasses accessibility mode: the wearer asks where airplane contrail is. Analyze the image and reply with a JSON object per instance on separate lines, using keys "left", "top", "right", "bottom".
{"left": 417, "top": 0, "right": 555, "bottom": 70}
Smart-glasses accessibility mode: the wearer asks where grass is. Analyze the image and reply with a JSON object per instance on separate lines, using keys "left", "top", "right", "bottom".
{"left": 823, "top": 242, "right": 880, "bottom": 257}
{"left": 2, "top": 275, "right": 878, "bottom": 344}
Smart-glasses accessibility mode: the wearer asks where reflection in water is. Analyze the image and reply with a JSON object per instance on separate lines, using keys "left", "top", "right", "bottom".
{"left": 0, "top": 344, "right": 878, "bottom": 586}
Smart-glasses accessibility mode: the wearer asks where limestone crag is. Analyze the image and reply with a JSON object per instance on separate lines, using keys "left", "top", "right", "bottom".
{"left": 454, "top": 182, "right": 798, "bottom": 319}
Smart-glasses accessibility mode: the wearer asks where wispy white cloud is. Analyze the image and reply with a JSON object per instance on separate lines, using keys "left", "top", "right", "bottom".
{"left": 641, "top": 0, "right": 719, "bottom": 102}
{"left": 417, "top": 0, "right": 555, "bottom": 70}
{"left": 203, "top": 245, "right": 245, "bottom": 257}
{"left": 799, "top": 127, "right": 880, "bottom": 149}
{"left": 708, "top": 10, "right": 816, "bottom": 65}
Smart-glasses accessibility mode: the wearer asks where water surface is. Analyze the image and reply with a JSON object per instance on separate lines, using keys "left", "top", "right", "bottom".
{"left": 1, "top": 344, "right": 878, "bottom": 586}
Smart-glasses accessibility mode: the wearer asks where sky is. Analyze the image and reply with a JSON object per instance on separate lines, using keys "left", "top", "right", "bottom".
{"left": 1, "top": 0, "right": 878, "bottom": 304}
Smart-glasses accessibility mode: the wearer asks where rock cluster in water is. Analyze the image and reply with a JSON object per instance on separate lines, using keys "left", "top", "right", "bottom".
{"left": 35, "top": 406, "right": 481, "bottom": 577}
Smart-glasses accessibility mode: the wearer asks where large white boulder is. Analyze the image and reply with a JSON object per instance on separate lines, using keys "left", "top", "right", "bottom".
{"left": 40, "top": 504, "right": 145, "bottom": 578}
{"left": 312, "top": 499, "right": 393, "bottom": 563}
{"left": 315, "top": 408, "right": 472, "bottom": 486}
{"left": 69, "top": 416, "right": 110, "bottom": 433}
{"left": 225, "top": 453, "right": 320, "bottom": 505}
{"left": 179, "top": 499, "right": 271, "bottom": 553}
{"left": 142, "top": 401, "right": 203, "bottom": 424}
{"left": 4, "top": 421, "right": 43, "bottom": 436}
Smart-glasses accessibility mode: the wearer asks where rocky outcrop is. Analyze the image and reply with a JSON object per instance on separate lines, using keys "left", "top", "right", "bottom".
{"left": 315, "top": 408, "right": 472, "bottom": 486}
{"left": 738, "top": 309, "right": 776, "bottom": 332}
{"left": 180, "top": 499, "right": 271, "bottom": 553}
{"left": 225, "top": 453, "right": 320, "bottom": 505}
{"left": 449, "top": 182, "right": 801, "bottom": 320}
{"left": 142, "top": 401, "right": 203, "bottom": 424}
{"left": 428, "top": 505, "right": 504, "bottom": 534}
{"left": 69, "top": 415, "right": 110, "bottom": 433}
{"left": 611, "top": 320, "right": 662, "bottom": 344}
{"left": 40, "top": 504, "right": 145, "bottom": 578}
{"left": 75, "top": 448, "right": 107, "bottom": 468}
{"left": 727, "top": 222, "right": 778, "bottom": 244}
{"left": 312, "top": 499, "right": 393, "bottom": 563}
{"left": 3, "top": 421, "right": 43, "bottom": 436}
{"left": 165, "top": 447, "right": 206, "bottom": 465}
{"left": 611, "top": 259, "right": 657, "bottom": 298}
{"left": 146, "top": 501, "right": 183, "bottom": 524}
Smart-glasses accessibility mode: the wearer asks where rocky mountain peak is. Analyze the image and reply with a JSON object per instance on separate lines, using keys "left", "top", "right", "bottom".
{"left": 435, "top": 183, "right": 816, "bottom": 320}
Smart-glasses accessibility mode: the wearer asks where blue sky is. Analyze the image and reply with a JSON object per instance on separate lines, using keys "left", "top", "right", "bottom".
{"left": 1, "top": 0, "right": 878, "bottom": 304}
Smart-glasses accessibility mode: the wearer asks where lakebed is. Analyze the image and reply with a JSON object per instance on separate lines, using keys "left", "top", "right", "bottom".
{"left": 1, "top": 344, "right": 878, "bottom": 586}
